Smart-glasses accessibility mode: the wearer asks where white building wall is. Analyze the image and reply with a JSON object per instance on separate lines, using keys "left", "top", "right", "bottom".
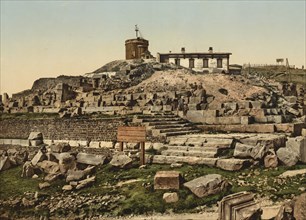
{"left": 169, "top": 57, "right": 229, "bottom": 73}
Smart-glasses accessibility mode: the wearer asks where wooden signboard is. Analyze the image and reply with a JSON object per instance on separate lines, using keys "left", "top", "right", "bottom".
{"left": 117, "top": 126, "right": 146, "bottom": 165}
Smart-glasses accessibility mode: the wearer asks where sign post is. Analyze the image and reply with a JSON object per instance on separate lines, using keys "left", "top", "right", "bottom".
{"left": 117, "top": 126, "right": 146, "bottom": 165}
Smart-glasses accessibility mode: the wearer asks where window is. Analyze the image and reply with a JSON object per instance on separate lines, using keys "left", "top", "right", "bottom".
{"left": 217, "top": 59, "right": 223, "bottom": 68}
{"left": 189, "top": 59, "right": 195, "bottom": 68}
{"left": 203, "top": 59, "right": 209, "bottom": 68}
{"left": 175, "top": 58, "right": 180, "bottom": 66}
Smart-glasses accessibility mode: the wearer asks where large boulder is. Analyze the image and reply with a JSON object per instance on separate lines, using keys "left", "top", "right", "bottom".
{"left": 163, "top": 192, "right": 179, "bottom": 203}
{"left": 56, "top": 153, "right": 76, "bottom": 173}
{"left": 28, "top": 132, "right": 43, "bottom": 140}
{"left": 275, "top": 200, "right": 295, "bottom": 220}
{"left": 276, "top": 147, "right": 299, "bottom": 166}
{"left": 10, "top": 150, "right": 28, "bottom": 165}
{"left": 37, "top": 160, "right": 60, "bottom": 174}
{"left": 294, "top": 193, "right": 306, "bottom": 220}
{"left": 66, "top": 166, "right": 95, "bottom": 182}
{"left": 234, "top": 143, "right": 269, "bottom": 160}
{"left": 264, "top": 153, "right": 278, "bottom": 168}
{"left": 21, "top": 161, "right": 35, "bottom": 178}
{"left": 31, "top": 150, "right": 47, "bottom": 166}
{"left": 28, "top": 132, "right": 43, "bottom": 146}
{"left": 286, "top": 137, "right": 306, "bottom": 163}
{"left": 183, "top": 174, "right": 228, "bottom": 198}
{"left": 110, "top": 154, "right": 132, "bottom": 168}
{"left": 0, "top": 156, "right": 11, "bottom": 171}
{"left": 77, "top": 153, "right": 107, "bottom": 166}
{"left": 216, "top": 158, "right": 248, "bottom": 171}
{"left": 50, "top": 143, "right": 71, "bottom": 153}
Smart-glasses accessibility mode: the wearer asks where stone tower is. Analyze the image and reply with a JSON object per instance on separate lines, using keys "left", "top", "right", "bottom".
{"left": 125, "top": 25, "right": 151, "bottom": 60}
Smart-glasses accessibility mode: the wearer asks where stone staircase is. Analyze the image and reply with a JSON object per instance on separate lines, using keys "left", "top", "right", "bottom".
{"left": 151, "top": 135, "right": 247, "bottom": 170}
{"left": 133, "top": 112, "right": 201, "bottom": 137}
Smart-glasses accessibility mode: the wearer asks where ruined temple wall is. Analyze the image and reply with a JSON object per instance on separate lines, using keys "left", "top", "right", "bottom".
{"left": 0, "top": 118, "right": 125, "bottom": 141}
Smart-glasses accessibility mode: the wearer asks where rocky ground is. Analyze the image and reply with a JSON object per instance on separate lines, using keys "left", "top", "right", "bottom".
{"left": 1, "top": 155, "right": 306, "bottom": 219}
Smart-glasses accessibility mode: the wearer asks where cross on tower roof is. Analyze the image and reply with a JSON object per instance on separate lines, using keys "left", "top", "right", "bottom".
{"left": 135, "top": 25, "right": 139, "bottom": 38}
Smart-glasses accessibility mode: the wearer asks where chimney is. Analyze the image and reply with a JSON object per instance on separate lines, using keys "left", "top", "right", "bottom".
{"left": 181, "top": 47, "right": 185, "bottom": 53}
{"left": 209, "top": 47, "right": 213, "bottom": 53}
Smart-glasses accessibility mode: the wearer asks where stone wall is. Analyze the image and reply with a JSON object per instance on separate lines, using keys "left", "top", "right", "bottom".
{"left": 0, "top": 118, "right": 125, "bottom": 141}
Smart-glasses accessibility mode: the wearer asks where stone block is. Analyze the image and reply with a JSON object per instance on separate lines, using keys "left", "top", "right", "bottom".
{"left": 77, "top": 153, "right": 107, "bottom": 166}
{"left": 154, "top": 171, "right": 181, "bottom": 190}
{"left": 31, "top": 150, "right": 47, "bottom": 166}
{"left": 28, "top": 132, "right": 43, "bottom": 140}
{"left": 50, "top": 143, "right": 71, "bottom": 153}
{"left": 250, "top": 101, "right": 263, "bottom": 109}
{"left": 30, "top": 140, "right": 43, "bottom": 147}
{"left": 152, "top": 143, "right": 164, "bottom": 151}
{"left": 294, "top": 193, "right": 306, "bottom": 220}
{"left": 264, "top": 154, "right": 278, "bottom": 168}
{"left": 20, "top": 139, "right": 30, "bottom": 146}
{"left": 77, "top": 141, "right": 88, "bottom": 147}
{"left": 234, "top": 143, "right": 253, "bottom": 158}
{"left": 0, "top": 139, "right": 4, "bottom": 145}
{"left": 276, "top": 147, "right": 299, "bottom": 166}
{"left": 110, "top": 154, "right": 132, "bottom": 168}
{"left": 151, "top": 105, "right": 163, "bottom": 112}
{"left": 185, "top": 110, "right": 217, "bottom": 123}
{"left": 216, "top": 159, "right": 248, "bottom": 171}
{"left": 302, "top": 129, "right": 306, "bottom": 137}
{"left": 184, "top": 174, "right": 228, "bottom": 198}
{"left": 100, "top": 141, "right": 114, "bottom": 148}
{"left": 241, "top": 116, "right": 251, "bottom": 125}
{"left": 238, "top": 101, "right": 251, "bottom": 109}
{"left": 163, "top": 192, "right": 179, "bottom": 203}
{"left": 223, "top": 102, "right": 238, "bottom": 111}
{"left": 11, "top": 139, "right": 21, "bottom": 145}
{"left": 286, "top": 137, "right": 306, "bottom": 163}
{"left": 68, "top": 140, "right": 79, "bottom": 147}
{"left": 89, "top": 141, "right": 100, "bottom": 148}
{"left": 3, "top": 139, "right": 12, "bottom": 145}
{"left": 0, "top": 156, "right": 11, "bottom": 171}
{"left": 145, "top": 142, "right": 153, "bottom": 150}
{"left": 285, "top": 96, "right": 297, "bottom": 104}
{"left": 163, "top": 105, "right": 172, "bottom": 111}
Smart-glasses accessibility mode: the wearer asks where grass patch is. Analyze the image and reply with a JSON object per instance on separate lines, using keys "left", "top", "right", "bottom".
{"left": 0, "top": 166, "right": 41, "bottom": 199}
{"left": 1, "top": 163, "right": 306, "bottom": 217}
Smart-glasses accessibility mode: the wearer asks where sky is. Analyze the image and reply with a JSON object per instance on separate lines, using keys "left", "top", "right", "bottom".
{"left": 0, "top": 0, "right": 305, "bottom": 95}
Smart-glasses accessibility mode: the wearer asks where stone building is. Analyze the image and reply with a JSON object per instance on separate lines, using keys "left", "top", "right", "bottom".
{"left": 125, "top": 25, "right": 153, "bottom": 60}
{"left": 157, "top": 47, "right": 232, "bottom": 73}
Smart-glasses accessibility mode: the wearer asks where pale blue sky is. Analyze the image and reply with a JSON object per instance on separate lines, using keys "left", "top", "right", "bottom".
{"left": 1, "top": 0, "right": 305, "bottom": 95}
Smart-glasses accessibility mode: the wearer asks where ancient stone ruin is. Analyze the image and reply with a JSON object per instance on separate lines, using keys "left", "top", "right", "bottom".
{"left": 0, "top": 29, "right": 305, "bottom": 220}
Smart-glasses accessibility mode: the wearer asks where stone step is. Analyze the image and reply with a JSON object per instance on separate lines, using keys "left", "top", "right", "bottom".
{"left": 161, "top": 149, "right": 217, "bottom": 158}
{"left": 168, "top": 137, "right": 234, "bottom": 148}
{"left": 163, "top": 129, "right": 202, "bottom": 137}
{"left": 136, "top": 114, "right": 178, "bottom": 119}
{"left": 165, "top": 145, "right": 221, "bottom": 153}
{"left": 159, "top": 126, "right": 196, "bottom": 133}
{"left": 152, "top": 127, "right": 200, "bottom": 136}
{"left": 151, "top": 155, "right": 218, "bottom": 166}
{"left": 151, "top": 155, "right": 249, "bottom": 171}
{"left": 147, "top": 121, "right": 187, "bottom": 126}
{"left": 154, "top": 123, "right": 193, "bottom": 129}
{"left": 142, "top": 117, "right": 183, "bottom": 122}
